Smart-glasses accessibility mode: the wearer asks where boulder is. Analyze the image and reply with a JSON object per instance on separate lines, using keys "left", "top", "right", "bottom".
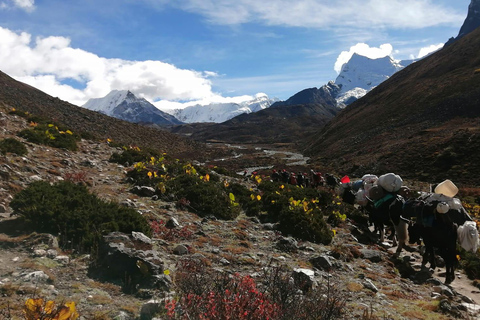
{"left": 309, "top": 255, "right": 333, "bottom": 271}
{"left": 89, "top": 232, "right": 165, "bottom": 292}
{"left": 275, "top": 237, "right": 298, "bottom": 253}
{"left": 292, "top": 268, "right": 315, "bottom": 292}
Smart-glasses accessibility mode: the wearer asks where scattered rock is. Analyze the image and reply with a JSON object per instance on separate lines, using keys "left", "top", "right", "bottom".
{"left": 131, "top": 186, "right": 156, "bottom": 197}
{"left": 22, "top": 271, "right": 49, "bottom": 283}
{"left": 173, "top": 244, "right": 189, "bottom": 255}
{"left": 309, "top": 255, "right": 333, "bottom": 271}
{"left": 360, "top": 249, "right": 382, "bottom": 262}
{"left": 433, "top": 285, "right": 454, "bottom": 297}
{"left": 292, "top": 268, "right": 315, "bottom": 292}
{"left": 140, "top": 299, "right": 164, "bottom": 320}
{"left": 363, "top": 279, "right": 379, "bottom": 293}
{"left": 275, "top": 237, "right": 298, "bottom": 253}
{"left": 89, "top": 232, "right": 164, "bottom": 292}
{"left": 165, "top": 217, "right": 180, "bottom": 229}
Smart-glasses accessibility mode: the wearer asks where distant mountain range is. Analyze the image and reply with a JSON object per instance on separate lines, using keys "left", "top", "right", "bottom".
{"left": 169, "top": 93, "right": 278, "bottom": 123}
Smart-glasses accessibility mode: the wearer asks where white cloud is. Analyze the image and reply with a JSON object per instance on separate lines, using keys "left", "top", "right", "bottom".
{"left": 417, "top": 43, "right": 444, "bottom": 59}
{"left": 0, "top": 0, "right": 35, "bottom": 11}
{"left": 334, "top": 43, "right": 394, "bottom": 73}
{"left": 0, "top": 26, "right": 218, "bottom": 106}
{"left": 166, "top": 0, "right": 464, "bottom": 29}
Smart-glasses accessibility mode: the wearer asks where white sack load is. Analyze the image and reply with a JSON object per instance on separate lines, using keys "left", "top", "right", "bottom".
{"left": 377, "top": 173, "right": 403, "bottom": 192}
{"left": 434, "top": 179, "right": 458, "bottom": 198}
{"left": 457, "top": 221, "right": 479, "bottom": 253}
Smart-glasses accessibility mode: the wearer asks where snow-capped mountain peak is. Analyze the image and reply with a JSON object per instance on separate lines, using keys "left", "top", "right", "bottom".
{"left": 334, "top": 54, "right": 415, "bottom": 107}
{"left": 82, "top": 90, "right": 182, "bottom": 126}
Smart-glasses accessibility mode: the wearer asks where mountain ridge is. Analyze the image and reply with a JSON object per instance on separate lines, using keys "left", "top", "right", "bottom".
{"left": 304, "top": 25, "right": 480, "bottom": 185}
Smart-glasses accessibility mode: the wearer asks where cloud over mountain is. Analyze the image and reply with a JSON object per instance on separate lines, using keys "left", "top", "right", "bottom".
{"left": 0, "top": 26, "right": 216, "bottom": 106}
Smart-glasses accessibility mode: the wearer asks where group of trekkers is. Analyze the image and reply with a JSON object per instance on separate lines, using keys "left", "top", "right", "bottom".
{"left": 243, "top": 168, "right": 340, "bottom": 189}
{"left": 269, "top": 169, "right": 326, "bottom": 188}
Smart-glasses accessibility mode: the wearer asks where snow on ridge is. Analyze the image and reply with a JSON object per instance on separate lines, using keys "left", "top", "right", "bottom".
{"left": 82, "top": 90, "right": 130, "bottom": 115}
{"left": 172, "top": 94, "right": 278, "bottom": 123}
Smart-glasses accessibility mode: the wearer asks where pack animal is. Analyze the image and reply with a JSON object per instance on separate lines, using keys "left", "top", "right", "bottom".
{"left": 407, "top": 199, "right": 473, "bottom": 284}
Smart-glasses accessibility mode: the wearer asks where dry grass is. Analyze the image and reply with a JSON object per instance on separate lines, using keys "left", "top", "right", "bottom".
{"left": 346, "top": 282, "right": 363, "bottom": 292}
{"left": 233, "top": 228, "right": 249, "bottom": 240}
{"left": 89, "top": 295, "right": 113, "bottom": 305}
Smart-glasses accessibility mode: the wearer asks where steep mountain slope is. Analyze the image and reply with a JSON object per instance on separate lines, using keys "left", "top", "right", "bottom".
{"left": 446, "top": 0, "right": 480, "bottom": 45}
{"left": 0, "top": 71, "right": 203, "bottom": 159}
{"left": 305, "top": 27, "right": 480, "bottom": 185}
{"left": 171, "top": 93, "right": 278, "bottom": 123}
{"left": 83, "top": 90, "right": 182, "bottom": 126}
{"left": 172, "top": 102, "right": 340, "bottom": 146}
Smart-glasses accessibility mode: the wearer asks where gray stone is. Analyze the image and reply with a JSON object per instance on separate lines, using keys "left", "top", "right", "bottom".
{"left": 151, "top": 274, "right": 173, "bottom": 292}
{"left": 132, "top": 232, "right": 153, "bottom": 245}
{"left": 131, "top": 186, "right": 156, "bottom": 197}
{"left": 433, "top": 285, "right": 454, "bottom": 297}
{"left": 46, "top": 249, "right": 58, "bottom": 259}
{"left": 292, "top": 268, "right": 315, "bottom": 292}
{"left": 310, "top": 255, "right": 333, "bottom": 271}
{"left": 439, "top": 299, "right": 452, "bottom": 312}
{"left": 54, "top": 255, "right": 70, "bottom": 265}
{"left": 33, "top": 249, "right": 47, "bottom": 257}
{"left": 0, "top": 204, "right": 7, "bottom": 213}
{"left": 173, "top": 245, "right": 189, "bottom": 255}
{"left": 165, "top": 217, "right": 180, "bottom": 229}
{"left": 360, "top": 249, "right": 383, "bottom": 262}
{"left": 22, "top": 271, "right": 49, "bottom": 283}
{"left": 140, "top": 299, "right": 163, "bottom": 320}
{"left": 275, "top": 237, "right": 298, "bottom": 253}
{"left": 363, "top": 279, "right": 379, "bottom": 293}
{"left": 89, "top": 232, "right": 164, "bottom": 292}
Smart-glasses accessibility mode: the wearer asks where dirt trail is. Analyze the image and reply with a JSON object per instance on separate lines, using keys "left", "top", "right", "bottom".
{"left": 387, "top": 242, "right": 480, "bottom": 305}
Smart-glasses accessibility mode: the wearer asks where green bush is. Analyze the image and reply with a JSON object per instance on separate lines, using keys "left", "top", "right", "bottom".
{"left": 109, "top": 148, "right": 161, "bottom": 166}
{"left": 227, "top": 180, "right": 333, "bottom": 244}
{"left": 276, "top": 206, "right": 333, "bottom": 245}
{"left": 10, "top": 181, "right": 151, "bottom": 253}
{"left": 0, "top": 138, "right": 28, "bottom": 156}
{"left": 18, "top": 123, "right": 80, "bottom": 151}
{"left": 166, "top": 174, "right": 240, "bottom": 220}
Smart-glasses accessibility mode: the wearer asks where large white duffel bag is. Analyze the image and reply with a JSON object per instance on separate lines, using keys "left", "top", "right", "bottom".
{"left": 377, "top": 173, "right": 403, "bottom": 193}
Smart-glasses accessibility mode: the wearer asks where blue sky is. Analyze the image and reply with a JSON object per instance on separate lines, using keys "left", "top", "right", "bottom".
{"left": 0, "top": 0, "right": 470, "bottom": 109}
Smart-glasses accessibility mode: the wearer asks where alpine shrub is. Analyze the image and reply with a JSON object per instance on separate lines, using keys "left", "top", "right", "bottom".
{"left": 276, "top": 206, "right": 333, "bottom": 245}
{"left": 18, "top": 123, "right": 79, "bottom": 151}
{"left": 0, "top": 138, "right": 28, "bottom": 156}
{"left": 166, "top": 174, "right": 240, "bottom": 220}
{"left": 109, "top": 147, "right": 161, "bottom": 166}
{"left": 10, "top": 181, "right": 151, "bottom": 253}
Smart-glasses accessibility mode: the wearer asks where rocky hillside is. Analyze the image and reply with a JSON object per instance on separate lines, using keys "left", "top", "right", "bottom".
{"left": 0, "top": 71, "right": 204, "bottom": 160}
{"left": 1, "top": 102, "right": 480, "bottom": 319}
{"left": 305, "top": 26, "right": 480, "bottom": 186}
